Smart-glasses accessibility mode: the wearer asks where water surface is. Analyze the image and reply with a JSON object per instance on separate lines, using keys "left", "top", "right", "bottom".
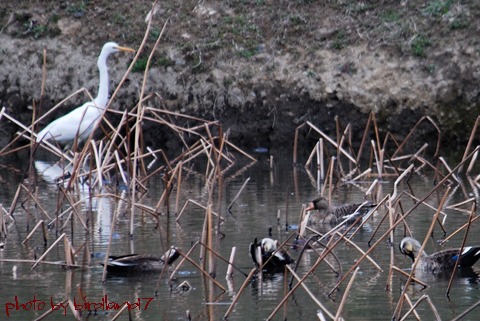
{"left": 1, "top": 150, "right": 479, "bottom": 320}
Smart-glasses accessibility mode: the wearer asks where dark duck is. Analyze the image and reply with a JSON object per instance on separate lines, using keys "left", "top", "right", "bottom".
{"left": 399, "top": 237, "right": 480, "bottom": 275}
{"left": 306, "top": 196, "right": 376, "bottom": 225}
{"left": 103, "top": 247, "right": 180, "bottom": 275}
{"left": 250, "top": 238, "right": 295, "bottom": 273}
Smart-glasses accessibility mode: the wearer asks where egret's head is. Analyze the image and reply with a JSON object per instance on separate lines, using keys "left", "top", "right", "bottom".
{"left": 101, "top": 42, "right": 135, "bottom": 56}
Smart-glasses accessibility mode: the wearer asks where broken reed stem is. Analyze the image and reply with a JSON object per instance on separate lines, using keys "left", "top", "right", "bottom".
{"left": 154, "top": 160, "right": 182, "bottom": 214}
{"left": 227, "top": 177, "right": 250, "bottom": 212}
{"left": 63, "top": 235, "right": 73, "bottom": 267}
{"left": 335, "top": 232, "right": 382, "bottom": 271}
{"left": 399, "top": 294, "right": 441, "bottom": 321}
{"left": 207, "top": 204, "right": 213, "bottom": 275}
{"left": 176, "top": 199, "right": 224, "bottom": 222}
{"left": 31, "top": 233, "right": 66, "bottom": 270}
{"left": 18, "top": 184, "right": 52, "bottom": 220}
{"left": 439, "top": 214, "right": 480, "bottom": 246}
{"left": 305, "top": 143, "right": 316, "bottom": 168}
{"left": 319, "top": 138, "right": 325, "bottom": 181}
{"left": 439, "top": 156, "right": 460, "bottom": 184}
{"left": 458, "top": 115, "right": 480, "bottom": 174}
{"left": 226, "top": 246, "right": 236, "bottom": 279}
{"left": 392, "top": 116, "right": 441, "bottom": 159}
{"left": 321, "top": 156, "right": 334, "bottom": 199}
{"left": 224, "top": 268, "right": 256, "bottom": 319}
{"left": 267, "top": 227, "right": 354, "bottom": 320}
{"left": 402, "top": 294, "right": 422, "bottom": 321}
{"left": 286, "top": 265, "right": 335, "bottom": 319}
{"left": 22, "top": 220, "right": 47, "bottom": 245}
{"left": 446, "top": 202, "right": 475, "bottom": 295}
{"left": 128, "top": 17, "right": 169, "bottom": 236}
{"left": 1, "top": 259, "right": 84, "bottom": 268}
{"left": 450, "top": 299, "right": 480, "bottom": 321}
{"left": 391, "top": 164, "right": 414, "bottom": 201}
{"left": 58, "top": 187, "right": 88, "bottom": 232}
{"left": 7, "top": 185, "right": 21, "bottom": 221}
{"left": 389, "top": 266, "right": 429, "bottom": 288}
{"left": 33, "top": 299, "right": 69, "bottom": 321}
{"left": 404, "top": 192, "right": 447, "bottom": 233}
{"left": 110, "top": 301, "right": 130, "bottom": 321}
{"left": 175, "top": 161, "right": 183, "bottom": 214}
{"left": 168, "top": 242, "right": 199, "bottom": 284}
{"left": 198, "top": 242, "right": 247, "bottom": 277}
{"left": 283, "top": 266, "right": 288, "bottom": 320}
{"left": 306, "top": 121, "right": 356, "bottom": 164}
{"left": 176, "top": 249, "right": 226, "bottom": 292}
{"left": 466, "top": 146, "right": 479, "bottom": 174}
{"left": 334, "top": 267, "right": 359, "bottom": 321}
{"left": 154, "top": 247, "right": 176, "bottom": 291}
{"left": 102, "top": 202, "right": 119, "bottom": 283}
{"left": 223, "top": 139, "right": 256, "bottom": 162}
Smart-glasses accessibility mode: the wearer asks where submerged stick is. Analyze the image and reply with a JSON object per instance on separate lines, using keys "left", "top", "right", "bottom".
{"left": 224, "top": 268, "right": 256, "bottom": 319}
{"left": 446, "top": 202, "right": 475, "bottom": 295}
{"left": 31, "top": 233, "right": 66, "bottom": 270}
{"left": 286, "top": 265, "right": 335, "bottom": 319}
{"left": 176, "top": 249, "right": 226, "bottom": 292}
{"left": 334, "top": 267, "right": 359, "bottom": 321}
{"left": 22, "top": 220, "right": 47, "bottom": 245}
{"left": 227, "top": 177, "right": 250, "bottom": 213}
{"left": 102, "top": 202, "right": 119, "bottom": 283}
{"left": 399, "top": 294, "right": 441, "bottom": 321}
{"left": 226, "top": 246, "right": 236, "bottom": 279}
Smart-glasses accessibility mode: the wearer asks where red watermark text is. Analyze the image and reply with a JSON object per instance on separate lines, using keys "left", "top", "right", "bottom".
{"left": 5, "top": 295, "right": 154, "bottom": 317}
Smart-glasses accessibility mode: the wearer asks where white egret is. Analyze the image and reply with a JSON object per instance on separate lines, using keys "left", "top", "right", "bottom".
{"left": 36, "top": 42, "right": 135, "bottom": 149}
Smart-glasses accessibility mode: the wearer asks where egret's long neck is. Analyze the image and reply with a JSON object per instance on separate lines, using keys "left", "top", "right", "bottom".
{"left": 94, "top": 49, "right": 110, "bottom": 108}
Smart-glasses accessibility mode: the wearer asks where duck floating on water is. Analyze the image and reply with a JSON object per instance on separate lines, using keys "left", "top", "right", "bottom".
{"left": 103, "top": 247, "right": 180, "bottom": 275}
{"left": 249, "top": 238, "right": 294, "bottom": 273}
{"left": 399, "top": 237, "right": 480, "bottom": 275}
{"left": 306, "top": 196, "right": 376, "bottom": 225}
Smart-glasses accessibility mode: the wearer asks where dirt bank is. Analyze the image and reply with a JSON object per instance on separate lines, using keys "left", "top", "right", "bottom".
{"left": 1, "top": 1, "right": 480, "bottom": 155}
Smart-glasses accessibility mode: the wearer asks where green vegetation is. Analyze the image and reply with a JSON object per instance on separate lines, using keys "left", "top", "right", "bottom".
{"left": 132, "top": 56, "right": 174, "bottom": 72}
{"left": 421, "top": 0, "right": 455, "bottom": 17}
{"left": 411, "top": 33, "right": 432, "bottom": 57}
{"left": 66, "top": 1, "right": 90, "bottom": 15}
{"left": 223, "top": 77, "right": 233, "bottom": 86}
{"left": 333, "top": 29, "right": 348, "bottom": 50}
{"left": 2, "top": 0, "right": 480, "bottom": 72}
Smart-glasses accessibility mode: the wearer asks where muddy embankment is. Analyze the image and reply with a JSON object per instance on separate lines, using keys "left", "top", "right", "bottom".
{"left": 1, "top": 5, "right": 480, "bottom": 157}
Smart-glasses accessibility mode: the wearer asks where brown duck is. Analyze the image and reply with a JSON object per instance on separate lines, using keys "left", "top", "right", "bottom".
{"left": 305, "top": 196, "right": 375, "bottom": 225}
{"left": 103, "top": 247, "right": 180, "bottom": 275}
{"left": 399, "top": 237, "right": 480, "bottom": 274}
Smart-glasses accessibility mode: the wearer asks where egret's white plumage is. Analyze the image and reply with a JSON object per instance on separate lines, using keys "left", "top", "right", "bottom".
{"left": 36, "top": 42, "right": 134, "bottom": 148}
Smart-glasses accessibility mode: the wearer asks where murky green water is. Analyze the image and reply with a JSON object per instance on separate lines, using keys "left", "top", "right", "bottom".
{"left": 1, "top": 149, "right": 480, "bottom": 320}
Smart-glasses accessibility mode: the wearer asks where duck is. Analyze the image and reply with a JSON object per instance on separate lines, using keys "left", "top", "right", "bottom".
{"left": 399, "top": 237, "right": 480, "bottom": 274}
{"left": 103, "top": 247, "right": 180, "bottom": 275}
{"left": 249, "top": 238, "right": 295, "bottom": 273}
{"left": 305, "top": 196, "right": 376, "bottom": 225}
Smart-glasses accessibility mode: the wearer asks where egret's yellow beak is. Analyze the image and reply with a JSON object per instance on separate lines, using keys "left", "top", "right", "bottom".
{"left": 117, "top": 46, "right": 135, "bottom": 52}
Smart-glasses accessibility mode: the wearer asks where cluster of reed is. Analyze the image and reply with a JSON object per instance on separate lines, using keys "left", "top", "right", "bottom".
{"left": 1, "top": 1, "right": 480, "bottom": 319}
{"left": 289, "top": 113, "right": 480, "bottom": 320}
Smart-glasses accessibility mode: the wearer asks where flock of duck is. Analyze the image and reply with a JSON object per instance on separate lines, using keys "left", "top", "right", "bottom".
{"left": 31, "top": 42, "right": 480, "bottom": 280}
{"left": 103, "top": 196, "right": 480, "bottom": 280}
